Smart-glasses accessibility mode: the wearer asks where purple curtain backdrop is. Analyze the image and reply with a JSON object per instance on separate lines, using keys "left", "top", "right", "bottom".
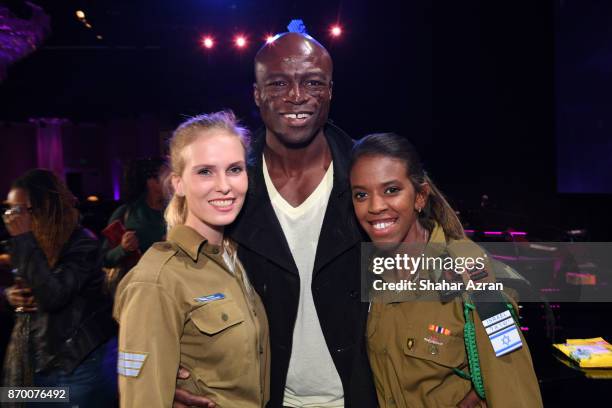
{"left": 30, "top": 118, "right": 68, "bottom": 178}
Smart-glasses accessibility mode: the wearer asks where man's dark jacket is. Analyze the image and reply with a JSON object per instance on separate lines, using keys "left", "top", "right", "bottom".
{"left": 230, "top": 122, "right": 377, "bottom": 407}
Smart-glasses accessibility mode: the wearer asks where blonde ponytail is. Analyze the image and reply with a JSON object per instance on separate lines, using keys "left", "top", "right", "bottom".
{"left": 164, "top": 194, "right": 188, "bottom": 231}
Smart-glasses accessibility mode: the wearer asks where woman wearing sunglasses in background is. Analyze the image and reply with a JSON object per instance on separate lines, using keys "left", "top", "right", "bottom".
{"left": 2, "top": 169, "right": 117, "bottom": 408}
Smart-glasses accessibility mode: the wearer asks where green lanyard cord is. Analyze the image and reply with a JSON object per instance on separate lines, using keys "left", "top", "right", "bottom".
{"left": 506, "top": 302, "right": 520, "bottom": 325}
{"left": 461, "top": 301, "right": 486, "bottom": 400}
{"left": 456, "top": 300, "right": 519, "bottom": 401}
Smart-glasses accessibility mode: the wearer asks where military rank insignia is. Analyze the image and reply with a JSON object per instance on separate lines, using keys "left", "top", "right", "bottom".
{"left": 117, "top": 351, "right": 148, "bottom": 377}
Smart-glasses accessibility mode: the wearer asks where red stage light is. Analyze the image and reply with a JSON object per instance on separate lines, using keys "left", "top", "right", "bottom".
{"left": 235, "top": 36, "right": 247, "bottom": 48}
{"left": 330, "top": 25, "right": 342, "bottom": 37}
{"left": 202, "top": 36, "right": 214, "bottom": 49}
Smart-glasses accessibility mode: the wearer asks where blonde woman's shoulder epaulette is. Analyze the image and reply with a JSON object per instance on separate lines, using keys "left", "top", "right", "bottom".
{"left": 127, "top": 241, "right": 179, "bottom": 284}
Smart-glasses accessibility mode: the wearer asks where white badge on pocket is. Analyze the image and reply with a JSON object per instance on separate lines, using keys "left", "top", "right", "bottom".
{"left": 194, "top": 293, "right": 225, "bottom": 303}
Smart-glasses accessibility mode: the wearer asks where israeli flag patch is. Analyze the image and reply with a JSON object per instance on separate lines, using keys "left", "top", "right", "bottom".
{"left": 117, "top": 351, "right": 147, "bottom": 377}
{"left": 194, "top": 293, "right": 225, "bottom": 303}
{"left": 482, "top": 311, "right": 523, "bottom": 357}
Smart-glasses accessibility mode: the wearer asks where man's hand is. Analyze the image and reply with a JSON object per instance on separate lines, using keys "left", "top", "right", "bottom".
{"left": 173, "top": 366, "right": 216, "bottom": 408}
{"left": 3, "top": 208, "right": 32, "bottom": 236}
{"left": 120, "top": 231, "right": 140, "bottom": 252}
{"left": 5, "top": 284, "right": 38, "bottom": 312}
{"left": 457, "top": 389, "right": 487, "bottom": 408}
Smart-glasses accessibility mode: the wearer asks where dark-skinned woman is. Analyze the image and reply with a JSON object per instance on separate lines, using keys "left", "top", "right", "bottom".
{"left": 350, "top": 134, "right": 542, "bottom": 408}
{"left": 2, "top": 169, "right": 116, "bottom": 407}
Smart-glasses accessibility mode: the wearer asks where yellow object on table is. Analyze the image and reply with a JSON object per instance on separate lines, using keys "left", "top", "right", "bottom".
{"left": 553, "top": 337, "right": 612, "bottom": 368}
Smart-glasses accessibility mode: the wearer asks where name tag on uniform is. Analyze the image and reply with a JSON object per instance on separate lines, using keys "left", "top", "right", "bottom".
{"left": 473, "top": 292, "right": 523, "bottom": 357}
{"left": 194, "top": 293, "right": 225, "bottom": 303}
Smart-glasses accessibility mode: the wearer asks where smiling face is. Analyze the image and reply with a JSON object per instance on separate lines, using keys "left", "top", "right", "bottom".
{"left": 254, "top": 33, "right": 333, "bottom": 147}
{"left": 172, "top": 130, "right": 248, "bottom": 243}
{"left": 350, "top": 155, "right": 428, "bottom": 246}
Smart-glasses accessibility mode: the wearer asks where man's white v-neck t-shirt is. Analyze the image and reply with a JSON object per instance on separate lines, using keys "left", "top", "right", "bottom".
{"left": 262, "top": 156, "right": 344, "bottom": 407}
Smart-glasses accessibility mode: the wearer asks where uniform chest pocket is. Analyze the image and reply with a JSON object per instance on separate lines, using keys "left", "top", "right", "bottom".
{"left": 402, "top": 331, "right": 472, "bottom": 407}
{"left": 403, "top": 331, "right": 466, "bottom": 369}
{"left": 190, "top": 299, "right": 245, "bottom": 335}
{"left": 187, "top": 299, "right": 250, "bottom": 388}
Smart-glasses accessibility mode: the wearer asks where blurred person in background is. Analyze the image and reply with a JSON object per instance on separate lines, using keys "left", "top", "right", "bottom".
{"left": 102, "top": 158, "right": 167, "bottom": 294}
{"left": 2, "top": 169, "right": 117, "bottom": 407}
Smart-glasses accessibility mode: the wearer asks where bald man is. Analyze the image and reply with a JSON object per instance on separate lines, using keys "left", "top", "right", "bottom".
{"left": 173, "top": 33, "right": 376, "bottom": 408}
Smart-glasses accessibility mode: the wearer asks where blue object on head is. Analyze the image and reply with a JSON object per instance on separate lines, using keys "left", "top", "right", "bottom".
{"left": 287, "top": 19, "right": 307, "bottom": 34}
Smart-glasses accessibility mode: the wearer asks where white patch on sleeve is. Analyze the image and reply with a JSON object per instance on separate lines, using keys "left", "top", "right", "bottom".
{"left": 118, "top": 351, "right": 148, "bottom": 377}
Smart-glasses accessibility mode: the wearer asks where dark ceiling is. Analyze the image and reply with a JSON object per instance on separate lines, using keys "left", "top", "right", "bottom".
{"left": 6, "top": 1, "right": 611, "bottom": 199}
{"left": 0, "top": 0, "right": 427, "bottom": 131}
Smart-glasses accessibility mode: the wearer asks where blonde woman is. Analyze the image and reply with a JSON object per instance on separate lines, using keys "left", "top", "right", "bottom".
{"left": 114, "top": 111, "right": 270, "bottom": 407}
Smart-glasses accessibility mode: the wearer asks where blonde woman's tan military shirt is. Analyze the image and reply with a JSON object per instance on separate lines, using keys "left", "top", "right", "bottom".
{"left": 113, "top": 224, "right": 270, "bottom": 408}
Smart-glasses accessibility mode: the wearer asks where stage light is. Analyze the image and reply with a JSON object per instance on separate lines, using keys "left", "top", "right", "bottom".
{"left": 265, "top": 35, "right": 277, "bottom": 44}
{"left": 202, "top": 36, "right": 214, "bottom": 49}
{"left": 234, "top": 35, "right": 247, "bottom": 48}
{"left": 330, "top": 25, "right": 342, "bottom": 37}
{"left": 76, "top": 10, "right": 85, "bottom": 20}
{"left": 86, "top": 195, "right": 99, "bottom": 202}
{"left": 96, "top": 35, "right": 103, "bottom": 40}
{"left": 85, "top": 22, "right": 92, "bottom": 29}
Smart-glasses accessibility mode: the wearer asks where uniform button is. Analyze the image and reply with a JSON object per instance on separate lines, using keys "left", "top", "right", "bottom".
{"left": 382, "top": 348, "right": 387, "bottom": 355}
{"left": 221, "top": 313, "right": 229, "bottom": 321}
{"left": 211, "top": 248, "right": 220, "bottom": 254}
{"left": 429, "top": 344, "right": 439, "bottom": 355}
{"left": 407, "top": 338, "right": 414, "bottom": 350}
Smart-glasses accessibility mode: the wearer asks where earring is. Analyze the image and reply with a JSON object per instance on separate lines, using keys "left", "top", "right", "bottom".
{"left": 416, "top": 207, "right": 422, "bottom": 213}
